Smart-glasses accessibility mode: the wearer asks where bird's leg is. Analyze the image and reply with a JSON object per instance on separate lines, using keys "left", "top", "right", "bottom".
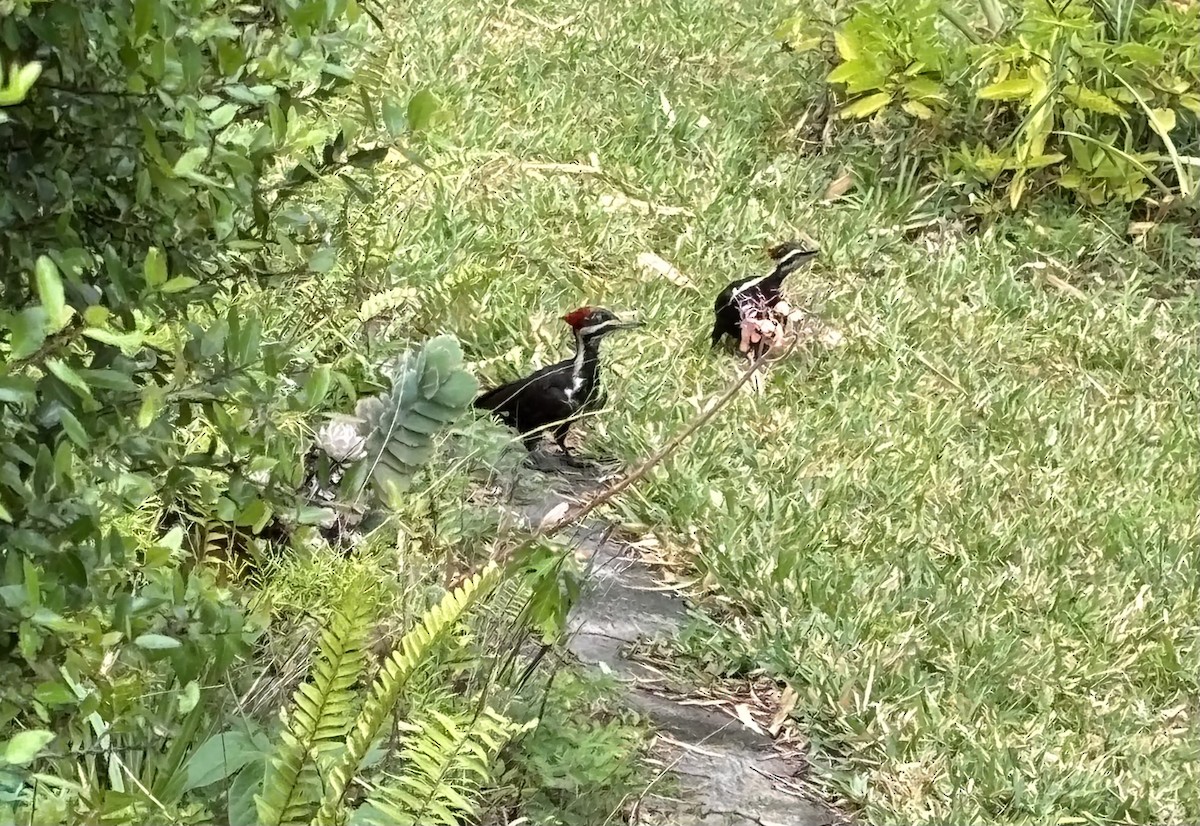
{"left": 554, "top": 428, "right": 594, "bottom": 468}
{"left": 555, "top": 427, "right": 620, "bottom": 470}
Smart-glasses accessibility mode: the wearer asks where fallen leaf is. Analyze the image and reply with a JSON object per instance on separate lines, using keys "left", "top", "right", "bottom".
{"left": 823, "top": 168, "right": 854, "bottom": 201}
{"left": 659, "top": 90, "right": 677, "bottom": 129}
{"left": 636, "top": 252, "right": 697, "bottom": 290}
{"left": 733, "top": 703, "right": 764, "bottom": 735}
{"left": 539, "top": 501, "right": 570, "bottom": 530}
{"left": 768, "top": 686, "right": 799, "bottom": 736}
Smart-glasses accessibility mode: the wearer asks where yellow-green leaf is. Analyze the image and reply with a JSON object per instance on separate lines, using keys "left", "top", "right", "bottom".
{"left": 1009, "top": 171, "right": 1027, "bottom": 210}
{"left": 144, "top": 247, "right": 167, "bottom": 287}
{"left": 0, "top": 61, "right": 42, "bottom": 105}
{"left": 83, "top": 327, "right": 144, "bottom": 356}
{"left": 173, "top": 147, "right": 207, "bottom": 177}
{"left": 979, "top": 77, "right": 1035, "bottom": 100}
{"left": 4, "top": 730, "right": 55, "bottom": 766}
{"left": 1063, "top": 85, "right": 1124, "bottom": 116}
{"left": 1149, "top": 107, "right": 1177, "bottom": 136}
{"left": 407, "top": 89, "right": 442, "bottom": 132}
{"left": 901, "top": 99, "right": 935, "bottom": 119}
{"left": 138, "top": 386, "right": 165, "bottom": 429}
{"left": 834, "top": 29, "right": 859, "bottom": 61}
{"left": 160, "top": 276, "right": 199, "bottom": 293}
{"left": 34, "top": 255, "right": 68, "bottom": 331}
{"left": 840, "top": 92, "right": 893, "bottom": 119}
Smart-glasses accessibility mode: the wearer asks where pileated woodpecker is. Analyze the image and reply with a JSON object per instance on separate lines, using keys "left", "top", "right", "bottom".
{"left": 711, "top": 241, "right": 818, "bottom": 347}
{"left": 474, "top": 306, "right": 641, "bottom": 464}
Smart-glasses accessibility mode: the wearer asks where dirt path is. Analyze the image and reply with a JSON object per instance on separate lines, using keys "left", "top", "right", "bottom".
{"left": 515, "top": 469, "right": 845, "bottom": 826}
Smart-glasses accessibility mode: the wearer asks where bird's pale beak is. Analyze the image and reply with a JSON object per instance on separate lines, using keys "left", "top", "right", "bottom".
{"left": 616, "top": 319, "right": 643, "bottom": 330}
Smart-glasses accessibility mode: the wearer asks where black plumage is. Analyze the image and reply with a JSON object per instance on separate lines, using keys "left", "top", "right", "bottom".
{"left": 474, "top": 307, "right": 640, "bottom": 460}
{"left": 711, "top": 241, "right": 818, "bottom": 347}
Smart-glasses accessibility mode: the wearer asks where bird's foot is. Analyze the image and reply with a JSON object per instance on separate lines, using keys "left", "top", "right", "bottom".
{"left": 560, "top": 449, "right": 621, "bottom": 472}
{"left": 523, "top": 448, "right": 563, "bottom": 473}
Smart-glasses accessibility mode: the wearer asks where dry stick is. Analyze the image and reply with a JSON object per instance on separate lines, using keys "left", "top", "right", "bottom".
{"left": 491, "top": 338, "right": 797, "bottom": 564}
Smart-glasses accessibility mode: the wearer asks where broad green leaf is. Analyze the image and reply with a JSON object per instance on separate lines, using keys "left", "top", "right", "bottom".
{"left": 308, "top": 246, "right": 337, "bottom": 273}
{"left": 407, "top": 89, "right": 442, "bottom": 132}
{"left": 6, "top": 307, "right": 49, "bottom": 360}
{"left": 0, "top": 503, "right": 10, "bottom": 523}
{"left": 173, "top": 147, "right": 207, "bottom": 177}
{"left": 0, "top": 377, "right": 36, "bottom": 405}
{"left": 34, "top": 256, "right": 67, "bottom": 331}
{"left": 3, "top": 731, "right": 54, "bottom": 766}
{"left": 827, "top": 60, "right": 886, "bottom": 94}
{"left": 228, "top": 760, "right": 265, "bottom": 826}
{"left": 160, "top": 276, "right": 199, "bottom": 293}
{"left": 183, "top": 731, "right": 261, "bottom": 791}
{"left": 302, "top": 366, "right": 332, "bottom": 408}
{"left": 904, "top": 77, "right": 944, "bottom": 102}
{"left": 31, "top": 609, "right": 88, "bottom": 633}
{"left": 134, "top": 0, "right": 157, "bottom": 36}
{"left": 134, "top": 633, "right": 181, "bottom": 650}
{"left": 840, "top": 92, "right": 893, "bottom": 119}
{"left": 979, "top": 78, "right": 1035, "bottom": 100}
{"left": 144, "top": 247, "right": 167, "bottom": 287}
{"left": 209, "top": 103, "right": 239, "bottom": 129}
{"left": 382, "top": 97, "right": 405, "bottom": 138}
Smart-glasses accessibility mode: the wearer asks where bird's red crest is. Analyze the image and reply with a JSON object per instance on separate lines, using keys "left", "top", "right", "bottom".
{"left": 561, "top": 306, "right": 593, "bottom": 329}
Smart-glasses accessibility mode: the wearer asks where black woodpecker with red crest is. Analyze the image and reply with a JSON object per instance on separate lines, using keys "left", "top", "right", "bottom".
{"left": 474, "top": 306, "right": 641, "bottom": 465}
{"left": 711, "top": 241, "right": 819, "bottom": 348}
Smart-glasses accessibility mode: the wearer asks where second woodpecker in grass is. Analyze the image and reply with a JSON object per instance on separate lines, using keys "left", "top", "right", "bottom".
{"left": 474, "top": 306, "right": 640, "bottom": 465}
{"left": 711, "top": 240, "right": 819, "bottom": 349}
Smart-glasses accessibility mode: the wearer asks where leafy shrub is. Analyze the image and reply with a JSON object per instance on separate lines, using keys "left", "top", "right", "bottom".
{"left": 777, "top": 0, "right": 1200, "bottom": 210}
{"left": 0, "top": 0, "right": 369, "bottom": 819}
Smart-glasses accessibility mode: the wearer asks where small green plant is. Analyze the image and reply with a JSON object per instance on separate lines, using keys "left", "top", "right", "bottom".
{"left": 781, "top": 0, "right": 955, "bottom": 120}
{"left": 498, "top": 672, "right": 650, "bottom": 826}
{"left": 778, "top": 0, "right": 1200, "bottom": 210}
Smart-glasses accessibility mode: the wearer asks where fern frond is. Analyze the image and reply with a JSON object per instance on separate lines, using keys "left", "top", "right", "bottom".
{"left": 311, "top": 565, "right": 500, "bottom": 826}
{"left": 354, "top": 335, "right": 478, "bottom": 506}
{"left": 256, "top": 591, "right": 373, "bottom": 826}
{"left": 351, "top": 705, "right": 528, "bottom": 826}
{"left": 357, "top": 287, "right": 417, "bottom": 324}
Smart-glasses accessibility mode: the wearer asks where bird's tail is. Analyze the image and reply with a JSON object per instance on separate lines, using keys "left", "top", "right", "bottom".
{"left": 473, "top": 384, "right": 508, "bottom": 411}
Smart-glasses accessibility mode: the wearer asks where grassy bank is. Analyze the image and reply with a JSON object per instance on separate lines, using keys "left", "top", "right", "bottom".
{"left": 371, "top": 0, "right": 1199, "bottom": 821}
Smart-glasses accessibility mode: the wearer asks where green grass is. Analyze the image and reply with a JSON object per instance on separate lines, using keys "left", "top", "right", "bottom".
{"left": 353, "top": 0, "right": 1200, "bottom": 822}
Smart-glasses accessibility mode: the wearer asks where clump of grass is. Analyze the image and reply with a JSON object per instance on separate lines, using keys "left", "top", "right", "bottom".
{"left": 348, "top": 0, "right": 1200, "bottom": 822}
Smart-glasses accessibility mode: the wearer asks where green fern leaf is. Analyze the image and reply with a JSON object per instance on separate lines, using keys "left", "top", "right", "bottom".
{"left": 351, "top": 704, "right": 527, "bottom": 826}
{"left": 256, "top": 592, "right": 373, "bottom": 826}
{"left": 312, "top": 565, "right": 500, "bottom": 826}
